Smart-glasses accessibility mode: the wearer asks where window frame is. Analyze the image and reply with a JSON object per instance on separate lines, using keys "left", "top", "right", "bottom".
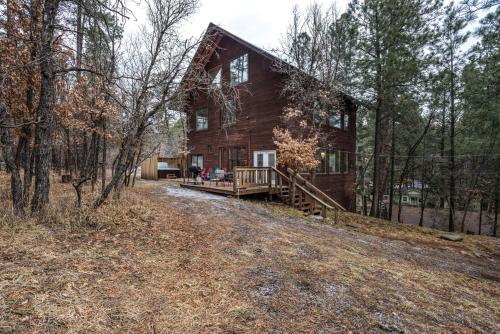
{"left": 230, "top": 53, "right": 249, "bottom": 86}
{"left": 328, "top": 150, "right": 341, "bottom": 174}
{"left": 315, "top": 149, "right": 328, "bottom": 174}
{"left": 191, "top": 154, "right": 203, "bottom": 168}
{"left": 195, "top": 108, "right": 208, "bottom": 131}
{"left": 209, "top": 66, "right": 221, "bottom": 89}
{"left": 221, "top": 100, "right": 237, "bottom": 127}
{"left": 343, "top": 112, "right": 349, "bottom": 130}
{"left": 328, "top": 111, "right": 341, "bottom": 128}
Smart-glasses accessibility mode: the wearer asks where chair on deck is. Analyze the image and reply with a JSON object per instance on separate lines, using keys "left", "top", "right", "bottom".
{"left": 212, "top": 168, "right": 226, "bottom": 187}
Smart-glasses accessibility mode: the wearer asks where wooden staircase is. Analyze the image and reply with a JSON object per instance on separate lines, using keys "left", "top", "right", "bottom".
{"left": 270, "top": 167, "right": 345, "bottom": 218}
{"left": 230, "top": 166, "right": 345, "bottom": 218}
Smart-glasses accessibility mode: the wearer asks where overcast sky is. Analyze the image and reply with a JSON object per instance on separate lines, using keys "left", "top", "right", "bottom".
{"left": 125, "top": 0, "right": 350, "bottom": 51}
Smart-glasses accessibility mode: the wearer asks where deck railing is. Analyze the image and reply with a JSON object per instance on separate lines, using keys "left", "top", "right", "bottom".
{"left": 286, "top": 168, "right": 346, "bottom": 211}
{"left": 233, "top": 167, "right": 272, "bottom": 192}
{"left": 232, "top": 166, "right": 343, "bottom": 219}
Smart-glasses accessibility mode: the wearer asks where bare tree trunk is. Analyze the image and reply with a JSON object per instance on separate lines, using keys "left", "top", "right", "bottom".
{"left": 448, "top": 50, "right": 456, "bottom": 232}
{"left": 478, "top": 196, "right": 483, "bottom": 236}
{"left": 0, "top": 102, "right": 25, "bottom": 216}
{"left": 388, "top": 108, "right": 396, "bottom": 221}
{"left": 101, "top": 118, "right": 107, "bottom": 193}
{"left": 31, "top": 0, "right": 60, "bottom": 212}
{"left": 494, "top": 177, "right": 498, "bottom": 237}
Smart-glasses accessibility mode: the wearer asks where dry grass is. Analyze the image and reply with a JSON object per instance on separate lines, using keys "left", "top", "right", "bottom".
{"left": 0, "top": 174, "right": 499, "bottom": 333}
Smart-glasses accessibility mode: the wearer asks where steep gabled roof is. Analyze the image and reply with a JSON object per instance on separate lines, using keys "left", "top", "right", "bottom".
{"left": 205, "top": 23, "right": 283, "bottom": 65}
{"left": 180, "top": 23, "right": 357, "bottom": 106}
{"left": 180, "top": 23, "right": 286, "bottom": 92}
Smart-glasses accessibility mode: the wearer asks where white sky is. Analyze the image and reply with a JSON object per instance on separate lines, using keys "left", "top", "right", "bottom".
{"left": 125, "top": 0, "right": 350, "bottom": 51}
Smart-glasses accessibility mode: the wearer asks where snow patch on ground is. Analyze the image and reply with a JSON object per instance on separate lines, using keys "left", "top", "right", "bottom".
{"left": 164, "top": 187, "right": 227, "bottom": 201}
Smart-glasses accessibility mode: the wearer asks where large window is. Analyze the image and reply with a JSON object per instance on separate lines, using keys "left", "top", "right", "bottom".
{"left": 221, "top": 100, "right": 236, "bottom": 126}
{"left": 311, "top": 149, "right": 349, "bottom": 174}
{"left": 230, "top": 53, "right": 248, "bottom": 85}
{"left": 191, "top": 154, "right": 203, "bottom": 168}
{"left": 196, "top": 109, "right": 208, "bottom": 130}
{"left": 209, "top": 66, "right": 221, "bottom": 89}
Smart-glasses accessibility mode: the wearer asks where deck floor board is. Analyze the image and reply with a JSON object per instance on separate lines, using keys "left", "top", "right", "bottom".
{"left": 180, "top": 182, "right": 272, "bottom": 196}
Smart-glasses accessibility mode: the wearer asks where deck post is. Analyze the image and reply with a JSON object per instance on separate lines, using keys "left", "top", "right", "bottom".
{"left": 268, "top": 168, "right": 273, "bottom": 201}
{"left": 321, "top": 205, "right": 327, "bottom": 219}
{"left": 290, "top": 174, "right": 296, "bottom": 207}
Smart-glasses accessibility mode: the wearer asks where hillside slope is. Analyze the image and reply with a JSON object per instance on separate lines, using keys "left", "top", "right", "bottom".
{"left": 0, "top": 178, "right": 498, "bottom": 333}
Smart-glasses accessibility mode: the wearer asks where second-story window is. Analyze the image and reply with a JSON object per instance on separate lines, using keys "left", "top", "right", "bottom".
{"left": 329, "top": 111, "right": 341, "bottom": 128}
{"left": 221, "top": 100, "right": 236, "bottom": 126}
{"left": 196, "top": 109, "right": 208, "bottom": 130}
{"left": 210, "top": 66, "right": 221, "bottom": 89}
{"left": 230, "top": 53, "right": 248, "bottom": 85}
{"left": 343, "top": 112, "right": 349, "bottom": 129}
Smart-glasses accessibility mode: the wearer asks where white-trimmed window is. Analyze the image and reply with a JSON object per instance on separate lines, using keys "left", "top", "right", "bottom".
{"left": 230, "top": 54, "right": 248, "bottom": 85}
{"left": 196, "top": 109, "right": 208, "bottom": 130}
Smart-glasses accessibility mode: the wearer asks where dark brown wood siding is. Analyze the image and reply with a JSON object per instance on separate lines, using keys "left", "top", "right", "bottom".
{"left": 186, "top": 34, "right": 357, "bottom": 210}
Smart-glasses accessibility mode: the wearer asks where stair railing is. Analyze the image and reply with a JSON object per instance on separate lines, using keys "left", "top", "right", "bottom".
{"left": 271, "top": 167, "right": 335, "bottom": 219}
{"left": 286, "top": 168, "right": 346, "bottom": 212}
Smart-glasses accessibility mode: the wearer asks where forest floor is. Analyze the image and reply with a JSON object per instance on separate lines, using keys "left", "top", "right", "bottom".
{"left": 0, "top": 175, "right": 499, "bottom": 333}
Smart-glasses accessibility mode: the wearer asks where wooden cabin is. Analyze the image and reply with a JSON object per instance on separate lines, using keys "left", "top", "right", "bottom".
{"left": 181, "top": 23, "right": 357, "bottom": 210}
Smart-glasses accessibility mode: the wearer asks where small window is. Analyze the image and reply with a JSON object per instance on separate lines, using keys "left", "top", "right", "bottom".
{"left": 209, "top": 66, "right": 221, "bottom": 88}
{"left": 328, "top": 150, "right": 340, "bottom": 173}
{"left": 329, "top": 111, "right": 341, "bottom": 128}
{"left": 230, "top": 54, "right": 248, "bottom": 85}
{"left": 315, "top": 149, "right": 327, "bottom": 173}
{"left": 343, "top": 113, "right": 349, "bottom": 129}
{"left": 191, "top": 154, "right": 203, "bottom": 168}
{"left": 196, "top": 109, "right": 208, "bottom": 130}
{"left": 402, "top": 196, "right": 409, "bottom": 202}
{"left": 221, "top": 100, "right": 236, "bottom": 126}
{"left": 208, "top": 145, "right": 213, "bottom": 154}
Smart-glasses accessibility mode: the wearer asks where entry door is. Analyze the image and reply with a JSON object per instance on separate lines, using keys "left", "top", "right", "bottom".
{"left": 253, "top": 150, "right": 276, "bottom": 167}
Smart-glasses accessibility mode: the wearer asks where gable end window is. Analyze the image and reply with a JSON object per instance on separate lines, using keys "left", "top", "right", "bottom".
{"left": 343, "top": 113, "right": 349, "bottom": 129}
{"left": 230, "top": 53, "right": 248, "bottom": 85}
{"left": 196, "top": 109, "right": 208, "bottom": 130}
{"left": 209, "top": 66, "right": 221, "bottom": 88}
{"left": 221, "top": 100, "right": 236, "bottom": 126}
{"left": 328, "top": 111, "right": 341, "bottom": 128}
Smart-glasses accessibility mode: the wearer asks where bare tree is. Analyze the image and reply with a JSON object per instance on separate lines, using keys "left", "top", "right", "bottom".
{"left": 94, "top": 0, "right": 199, "bottom": 207}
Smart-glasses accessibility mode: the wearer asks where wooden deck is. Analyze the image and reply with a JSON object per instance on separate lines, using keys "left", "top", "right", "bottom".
{"left": 180, "top": 167, "right": 345, "bottom": 218}
{"left": 180, "top": 181, "right": 273, "bottom": 196}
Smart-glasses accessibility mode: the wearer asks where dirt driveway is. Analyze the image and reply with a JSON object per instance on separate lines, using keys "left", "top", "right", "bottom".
{"left": 156, "top": 182, "right": 500, "bottom": 333}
